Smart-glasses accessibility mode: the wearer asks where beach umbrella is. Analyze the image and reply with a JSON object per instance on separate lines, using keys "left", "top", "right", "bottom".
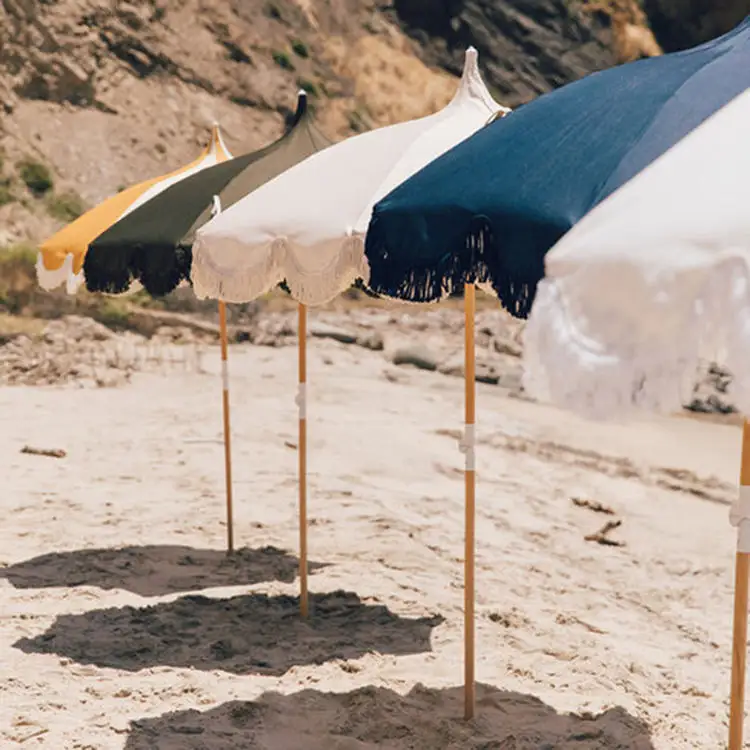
{"left": 363, "top": 18, "right": 750, "bottom": 720}
{"left": 364, "top": 17, "right": 750, "bottom": 317}
{"left": 191, "top": 48, "right": 504, "bottom": 306}
{"left": 83, "top": 92, "right": 327, "bottom": 297}
{"left": 82, "top": 91, "right": 329, "bottom": 590}
{"left": 519, "top": 87, "right": 750, "bottom": 749}
{"left": 189, "top": 49, "right": 505, "bottom": 673}
{"left": 36, "top": 126, "right": 232, "bottom": 294}
{"left": 36, "top": 124, "right": 236, "bottom": 552}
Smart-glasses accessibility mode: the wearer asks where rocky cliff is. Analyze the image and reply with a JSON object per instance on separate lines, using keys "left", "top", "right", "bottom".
{"left": 0, "top": 0, "right": 745, "bottom": 246}
{"left": 391, "top": 0, "right": 660, "bottom": 105}
{"left": 643, "top": 0, "right": 750, "bottom": 51}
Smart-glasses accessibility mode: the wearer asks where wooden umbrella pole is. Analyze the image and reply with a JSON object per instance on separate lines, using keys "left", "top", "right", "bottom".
{"left": 729, "top": 419, "right": 750, "bottom": 749}
{"left": 298, "top": 302, "right": 309, "bottom": 617}
{"left": 463, "top": 282, "right": 476, "bottom": 720}
{"left": 218, "top": 301, "right": 234, "bottom": 555}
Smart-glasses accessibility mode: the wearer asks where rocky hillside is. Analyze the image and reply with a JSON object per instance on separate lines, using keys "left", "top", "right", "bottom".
{"left": 0, "top": 0, "right": 747, "bottom": 247}
{"left": 643, "top": 0, "right": 750, "bottom": 51}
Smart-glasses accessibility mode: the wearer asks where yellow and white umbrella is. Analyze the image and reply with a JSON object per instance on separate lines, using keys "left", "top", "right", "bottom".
{"left": 34, "top": 125, "right": 239, "bottom": 555}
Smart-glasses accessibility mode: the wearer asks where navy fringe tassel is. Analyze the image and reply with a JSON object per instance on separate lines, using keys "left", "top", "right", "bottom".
{"left": 364, "top": 215, "right": 538, "bottom": 319}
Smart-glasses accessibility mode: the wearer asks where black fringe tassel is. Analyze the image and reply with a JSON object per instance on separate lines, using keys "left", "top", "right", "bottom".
{"left": 84, "top": 243, "right": 194, "bottom": 298}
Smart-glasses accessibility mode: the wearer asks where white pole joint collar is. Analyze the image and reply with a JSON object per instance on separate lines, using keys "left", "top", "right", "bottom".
{"left": 296, "top": 383, "right": 307, "bottom": 421}
{"left": 221, "top": 359, "right": 229, "bottom": 391}
{"left": 459, "top": 424, "right": 476, "bottom": 472}
{"left": 730, "top": 486, "right": 750, "bottom": 553}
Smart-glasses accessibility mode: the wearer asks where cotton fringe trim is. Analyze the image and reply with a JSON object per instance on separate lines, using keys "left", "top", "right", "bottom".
{"left": 36, "top": 253, "right": 85, "bottom": 295}
{"left": 521, "top": 274, "right": 750, "bottom": 421}
{"left": 191, "top": 235, "right": 371, "bottom": 306}
{"left": 364, "top": 217, "right": 537, "bottom": 318}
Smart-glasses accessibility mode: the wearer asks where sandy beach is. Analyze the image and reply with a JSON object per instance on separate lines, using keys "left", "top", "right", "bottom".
{"left": 0, "top": 308, "right": 743, "bottom": 749}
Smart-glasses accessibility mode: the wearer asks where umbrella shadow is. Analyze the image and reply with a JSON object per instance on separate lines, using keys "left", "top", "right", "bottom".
{"left": 15, "top": 591, "right": 444, "bottom": 676}
{"left": 124, "top": 683, "right": 655, "bottom": 749}
{"left": 0, "top": 545, "right": 327, "bottom": 597}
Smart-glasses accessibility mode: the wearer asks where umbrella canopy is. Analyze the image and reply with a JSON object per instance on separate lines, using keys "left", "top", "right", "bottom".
{"left": 36, "top": 125, "right": 232, "bottom": 294}
{"left": 84, "top": 92, "right": 329, "bottom": 297}
{"left": 364, "top": 17, "right": 750, "bottom": 317}
{"left": 191, "top": 48, "right": 506, "bottom": 306}
{"left": 522, "top": 85, "right": 750, "bottom": 419}
{"left": 517, "top": 84, "right": 750, "bottom": 750}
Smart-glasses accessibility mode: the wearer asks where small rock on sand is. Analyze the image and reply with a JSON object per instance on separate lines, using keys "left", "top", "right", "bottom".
{"left": 390, "top": 345, "right": 438, "bottom": 372}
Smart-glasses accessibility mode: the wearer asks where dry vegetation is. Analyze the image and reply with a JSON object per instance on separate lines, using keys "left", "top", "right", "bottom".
{"left": 323, "top": 34, "right": 458, "bottom": 128}
{"left": 0, "top": 0, "right": 464, "bottom": 248}
{"left": 0, "top": 246, "right": 137, "bottom": 334}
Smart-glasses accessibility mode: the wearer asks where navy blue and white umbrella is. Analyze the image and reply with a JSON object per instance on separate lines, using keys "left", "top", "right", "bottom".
{"left": 365, "top": 17, "right": 750, "bottom": 318}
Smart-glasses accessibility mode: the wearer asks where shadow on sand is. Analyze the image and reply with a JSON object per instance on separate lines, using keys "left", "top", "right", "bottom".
{"left": 15, "top": 590, "right": 444, "bottom": 676}
{"left": 0, "top": 544, "right": 326, "bottom": 597}
{"left": 124, "top": 683, "right": 656, "bottom": 749}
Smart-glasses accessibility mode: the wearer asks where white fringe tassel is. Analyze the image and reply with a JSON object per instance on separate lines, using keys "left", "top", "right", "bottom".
{"left": 521, "top": 273, "right": 738, "bottom": 421}
{"left": 36, "top": 253, "right": 85, "bottom": 294}
{"left": 191, "top": 234, "right": 371, "bottom": 306}
{"left": 35, "top": 251, "right": 146, "bottom": 296}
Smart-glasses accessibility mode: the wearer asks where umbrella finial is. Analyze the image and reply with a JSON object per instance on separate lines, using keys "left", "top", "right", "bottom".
{"left": 208, "top": 123, "right": 233, "bottom": 161}
{"left": 291, "top": 89, "right": 308, "bottom": 125}
{"left": 451, "top": 45, "right": 502, "bottom": 113}
{"left": 459, "top": 46, "right": 481, "bottom": 89}
{"left": 463, "top": 46, "right": 479, "bottom": 72}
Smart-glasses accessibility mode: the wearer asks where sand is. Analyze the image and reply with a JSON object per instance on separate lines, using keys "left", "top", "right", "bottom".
{"left": 0, "top": 328, "right": 744, "bottom": 749}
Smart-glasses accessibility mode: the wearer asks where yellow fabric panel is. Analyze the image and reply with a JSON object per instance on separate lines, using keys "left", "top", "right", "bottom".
{"left": 39, "top": 131, "right": 223, "bottom": 275}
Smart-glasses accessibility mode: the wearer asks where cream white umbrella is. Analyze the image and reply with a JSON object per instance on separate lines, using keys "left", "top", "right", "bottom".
{"left": 191, "top": 47, "right": 507, "bottom": 718}
{"left": 521, "top": 86, "right": 750, "bottom": 750}
{"left": 191, "top": 48, "right": 505, "bottom": 305}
